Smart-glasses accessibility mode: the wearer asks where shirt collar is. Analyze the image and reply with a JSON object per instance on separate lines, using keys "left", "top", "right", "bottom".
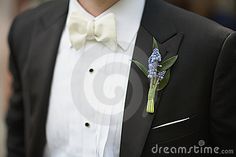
{"left": 67, "top": 0, "right": 146, "bottom": 51}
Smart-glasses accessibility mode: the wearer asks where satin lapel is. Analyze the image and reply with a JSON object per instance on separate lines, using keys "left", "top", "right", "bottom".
{"left": 120, "top": 0, "right": 184, "bottom": 155}
{"left": 26, "top": 0, "right": 68, "bottom": 156}
{"left": 119, "top": 26, "right": 153, "bottom": 157}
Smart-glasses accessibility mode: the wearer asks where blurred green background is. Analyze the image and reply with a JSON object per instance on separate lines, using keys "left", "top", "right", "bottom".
{"left": 0, "top": 0, "right": 236, "bottom": 156}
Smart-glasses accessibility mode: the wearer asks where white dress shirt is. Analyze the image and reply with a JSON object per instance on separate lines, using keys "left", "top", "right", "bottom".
{"left": 44, "top": 0, "right": 145, "bottom": 157}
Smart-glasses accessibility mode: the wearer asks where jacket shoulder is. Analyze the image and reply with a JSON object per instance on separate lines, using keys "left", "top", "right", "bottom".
{"left": 161, "top": 0, "right": 233, "bottom": 35}
{"left": 10, "top": 0, "right": 68, "bottom": 35}
{"left": 155, "top": 0, "right": 235, "bottom": 58}
{"left": 8, "top": 0, "right": 68, "bottom": 67}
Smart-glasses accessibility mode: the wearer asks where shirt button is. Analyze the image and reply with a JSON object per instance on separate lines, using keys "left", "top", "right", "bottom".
{"left": 85, "top": 122, "right": 90, "bottom": 127}
{"left": 89, "top": 68, "right": 94, "bottom": 73}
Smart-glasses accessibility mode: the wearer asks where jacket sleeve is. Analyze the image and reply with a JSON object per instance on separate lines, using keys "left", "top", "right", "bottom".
{"left": 5, "top": 18, "right": 25, "bottom": 157}
{"left": 210, "top": 32, "right": 236, "bottom": 152}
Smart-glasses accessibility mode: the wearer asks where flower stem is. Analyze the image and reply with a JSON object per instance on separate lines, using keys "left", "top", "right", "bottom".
{"left": 146, "top": 78, "right": 159, "bottom": 113}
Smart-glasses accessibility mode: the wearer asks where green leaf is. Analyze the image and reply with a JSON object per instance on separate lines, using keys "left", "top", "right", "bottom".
{"left": 158, "top": 55, "right": 178, "bottom": 71}
{"left": 157, "top": 70, "right": 170, "bottom": 91}
{"left": 132, "top": 60, "right": 148, "bottom": 77}
{"left": 153, "top": 37, "right": 158, "bottom": 49}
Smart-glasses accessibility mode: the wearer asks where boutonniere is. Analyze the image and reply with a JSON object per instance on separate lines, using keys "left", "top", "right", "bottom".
{"left": 132, "top": 37, "right": 178, "bottom": 113}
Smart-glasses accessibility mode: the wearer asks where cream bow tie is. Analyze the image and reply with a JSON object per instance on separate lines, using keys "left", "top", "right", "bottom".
{"left": 68, "top": 12, "right": 118, "bottom": 51}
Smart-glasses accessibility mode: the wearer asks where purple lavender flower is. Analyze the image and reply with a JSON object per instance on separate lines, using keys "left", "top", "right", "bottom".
{"left": 148, "top": 48, "right": 162, "bottom": 79}
{"left": 148, "top": 48, "right": 162, "bottom": 63}
{"left": 157, "top": 71, "right": 166, "bottom": 80}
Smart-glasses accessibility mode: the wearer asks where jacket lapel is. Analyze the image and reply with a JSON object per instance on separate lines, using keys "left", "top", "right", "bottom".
{"left": 119, "top": 26, "right": 153, "bottom": 157}
{"left": 26, "top": 0, "right": 69, "bottom": 156}
{"left": 120, "top": 0, "right": 184, "bottom": 156}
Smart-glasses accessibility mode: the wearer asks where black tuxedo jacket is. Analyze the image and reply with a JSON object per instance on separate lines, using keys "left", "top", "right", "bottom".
{"left": 6, "top": 0, "right": 236, "bottom": 156}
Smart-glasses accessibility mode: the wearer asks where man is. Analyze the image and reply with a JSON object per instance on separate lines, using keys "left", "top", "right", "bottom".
{"left": 6, "top": 0, "right": 236, "bottom": 156}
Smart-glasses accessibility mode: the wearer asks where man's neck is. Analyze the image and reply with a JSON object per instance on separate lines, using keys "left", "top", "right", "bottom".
{"left": 78, "top": 0, "right": 119, "bottom": 17}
